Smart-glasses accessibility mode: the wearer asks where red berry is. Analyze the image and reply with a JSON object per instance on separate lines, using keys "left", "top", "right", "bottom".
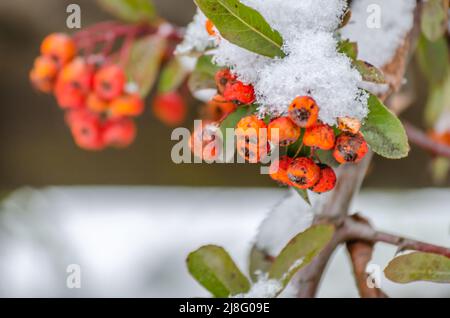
{"left": 205, "top": 19, "right": 216, "bottom": 36}
{"left": 29, "top": 56, "right": 59, "bottom": 93}
{"left": 66, "top": 110, "right": 104, "bottom": 151}
{"left": 269, "top": 156, "right": 294, "bottom": 185}
{"left": 110, "top": 94, "right": 144, "bottom": 118}
{"left": 93, "top": 64, "right": 126, "bottom": 101}
{"left": 41, "top": 33, "right": 76, "bottom": 66}
{"left": 223, "top": 81, "right": 256, "bottom": 104}
{"left": 189, "top": 121, "right": 219, "bottom": 161}
{"left": 303, "top": 123, "right": 336, "bottom": 150}
{"left": 288, "top": 96, "right": 319, "bottom": 128}
{"left": 215, "top": 69, "right": 236, "bottom": 95}
{"left": 333, "top": 132, "right": 369, "bottom": 164}
{"left": 268, "top": 117, "right": 301, "bottom": 146}
{"left": 86, "top": 93, "right": 110, "bottom": 113}
{"left": 103, "top": 118, "right": 136, "bottom": 148}
{"left": 287, "top": 157, "right": 321, "bottom": 189}
{"left": 152, "top": 92, "right": 187, "bottom": 126}
{"left": 311, "top": 164, "right": 336, "bottom": 193}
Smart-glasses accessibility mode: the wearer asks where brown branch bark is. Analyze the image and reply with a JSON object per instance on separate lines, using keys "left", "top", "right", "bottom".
{"left": 404, "top": 121, "right": 450, "bottom": 158}
{"left": 345, "top": 215, "right": 388, "bottom": 298}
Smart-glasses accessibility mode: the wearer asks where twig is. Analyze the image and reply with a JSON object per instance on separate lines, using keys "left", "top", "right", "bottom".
{"left": 404, "top": 121, "right": 450, "bottom": 159}
{"left": 344, "top": 215, "right": 450, "bottom": 258}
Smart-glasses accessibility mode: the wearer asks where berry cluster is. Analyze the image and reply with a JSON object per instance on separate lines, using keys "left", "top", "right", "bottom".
{"left": 30, "top": 33, "right": 144, "bottom": 150}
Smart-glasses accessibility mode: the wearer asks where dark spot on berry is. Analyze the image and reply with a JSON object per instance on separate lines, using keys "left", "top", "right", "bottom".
{"left": 101, "top": 81, "right": 112, "bottom": 92}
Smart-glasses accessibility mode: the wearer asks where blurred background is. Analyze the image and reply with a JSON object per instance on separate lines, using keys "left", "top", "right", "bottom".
{"left": 0, "top": 0, "right": 449, "bottom": 298}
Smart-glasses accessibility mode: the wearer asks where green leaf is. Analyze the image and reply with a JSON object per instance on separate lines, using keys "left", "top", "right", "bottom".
{"left": 416, "top": 35, "right": 449, "bottom": 86}
{"left": 421, "top": 0, "right": 449, "bottom": 42}
{"left": 337, "top": 39, "right": 358, "bottom": 61}
{"left": 292, "top": 188, "right": 311, "bottom": 206}
{"left": 385, "top": 252, "right": 450, "bottom": 284}
{"left": 354, "top": 60, "right": 385, "bottom": 84}
{"left": 157, "top": 58, "right": 189, "bottom": 93}
{"left": 316, "top": 149, "right": 340, "bottom": 168}
{"left": 188, "top": 55, "right": 222, "bottom": 93}
{"left": 97, "top": 0, "right": 156, "bottom": 23}
{"left": 268, "top": 224, "right": 335, "bottom": 287}
{"left": 248, "top": 246, "right": 273, "bottom": 282}
{"left": 187, "top": 245, "right": 251, "bottom": 297}
{"left": 125, "top": 35, "right": 166, "bottom": 97}
{"left": 361, "top": 94, "right": 410, "bottom": 159}
{"left": 194, "top": 0, "right": 285, "bottom": 58}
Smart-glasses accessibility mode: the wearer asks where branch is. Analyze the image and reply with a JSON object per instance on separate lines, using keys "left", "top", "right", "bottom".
{"left": 404, "top": 121, "right": 450, "bottom": 159}
{"left": 344, "top": 215, "right": 450, "bottom": 258}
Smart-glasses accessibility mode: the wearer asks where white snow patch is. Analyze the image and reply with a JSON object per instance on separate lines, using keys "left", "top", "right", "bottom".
{"left": 341, "top": 0, "right": 416, "bottom": 68}
{"left": 211, "top": 0, "right": 368, "bottom": 125}
{"left": 233, "top": 274, "right": 282, "bottom": 298}
{"left": 255, "top": 190, "right": 314, "bottom": 257}
{"left": 175, "top": 9, "right": 216, "bottom": 55}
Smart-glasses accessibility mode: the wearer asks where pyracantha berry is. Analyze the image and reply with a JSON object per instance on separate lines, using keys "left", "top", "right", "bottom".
{"left": 288, "top": 96, "right": 319, "bottom": 128}
{"left": 93, "top": 64, "right": 126, "bottom": 101}
{"left": 86, "top": 93, "right": 110, "bottom": 113}
{"left": 103, "top": 118, "right": 136, "bottom": 148}
{"left": 152, "top": 92, "right": 187, "bottom": 126}
{"left": 237, "top": 139, "right": 270, "bottom": 163}
{"left": 223, "top": 81, "right": 256, "bottom": 105}
{"left": 205, "top": 95, "right": 236, "bottom": 121}
{"left": 40, "top": 33, "right": 76, "bottom": 66}
{"left": 269, "top": 156, "right": 294, "bottom": 186}
{"left": 333, "top": 132, "right": 369, "bottom": 164}
{"left": 287, "top": 157, "right": 321, "bottom": 189}
{"left": 54, "top": 58, "right": 93, "bottom": 109}
{"left": 303, "top": 123, "right": 336, "bottom": 150}
{"left": 189, "top": 121, "right": 219, "bottom": 161}
{"left": 110, "top": 94, "right": 144, "bottom": 118}
{"left": 236, "top": 115, "right": 267, "bottom": 143}
{"left": 311, "top": 164, "right": 337, "bottom": 193}
{"left": 338, "top": 117, "right": 361, "bottom": 134}
{"left": 205, "top": 19, "right": 216, "bottom": 36}
{"left": 29, "top": 56, "right": 59, "bottom": 93}
{"left": 215, "top": 69, "right": 236, "bottom": 95}
{"left": 268, "top": 117, "right": 301, "bottom": 146}
{"left": 66, "top": 110, "right": 104, "bottom": 151}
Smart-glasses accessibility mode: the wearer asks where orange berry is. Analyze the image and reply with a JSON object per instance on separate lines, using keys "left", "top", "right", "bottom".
{"left": 205, "top": 19, "right": 216, "bottom": 36}
{"left": 333, "top": 132, "right": 369, "bottom": 164}
{"left": 303, "top": 123, "right": 336, "bottom": 150}
{"left": 236, "top": 139, "right": 270, "bottom": 163}
{"left": 311, "top": 164, "right": 337, "bottom": 193}
{"left": 338, "top": 117, "right": 361, "bottom": 134}
{"left": 268, "top": 117, "right": 301, "bottom": 146}
{"left": 152, "top": 92, "right": 187, "bottom": 126}
{"left": 287, "top": 157, "right": 321, "bottom": 189}
{"left": 86, "top": 93, "right": 110, "bottom": 113}
{"left": 236, "top": 115, "right": 267, "bottom": 141}
{"left": 205, "top": 95, "right": 237, "bottom": 121}
{"left": 288, "top": 96, "right": 319, "bottom": 128}
{"left": 103, "top": 118, "right": 136, "bottom": 148}
{"left": 41, "top": 33, "right": 76, "bottom": 66}
{"left": 215, "top": 69, "right": 236, "bottom": 95}
{"left": 110, "top": 94, "right": 144, "bottom": 118}
{"left": 223, "top": 81, "right": 256, "bottom": 105}
{"left": 93, "top": 64, "right": 126, "bottom": 101}
{"left": 65, "top": 110, "right": 105, "bottom": 151}
{"left": 269, "top": 156, "right": 293, "bottom": 185}
{"left": 29, "top": 56, "right": 59, "bottom": 93}
{"left": 189, "top": 121, "right": 219, "bottom": 161}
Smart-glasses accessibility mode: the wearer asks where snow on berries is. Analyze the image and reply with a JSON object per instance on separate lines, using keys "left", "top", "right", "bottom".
{"left": 30, "top": 32, "right": 147, "bottom": 151}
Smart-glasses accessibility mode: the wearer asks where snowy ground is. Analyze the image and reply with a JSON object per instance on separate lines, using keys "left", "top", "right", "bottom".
{"left": 0, "top": 187, "right": 449, "bottom": 298}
